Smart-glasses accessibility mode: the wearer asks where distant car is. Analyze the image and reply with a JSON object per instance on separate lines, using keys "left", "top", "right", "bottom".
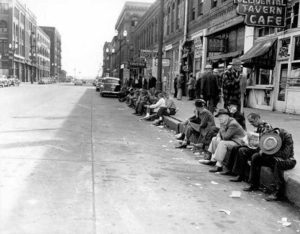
{"left": 100, "top": 77, "right": 121, "bottom": 97}
{"left": 8, "top": 76, "right": 20, "bottom": 86}
{"left": 74, "top": 79, "right": 83, "bottom": 86}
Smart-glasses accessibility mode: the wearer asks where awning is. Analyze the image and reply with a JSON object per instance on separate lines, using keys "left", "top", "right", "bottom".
{"left": 241, "top": 38, "right": 277, "bottom": 62}
{"left": 208, "top": 51, "right": 243, "bottom": 62}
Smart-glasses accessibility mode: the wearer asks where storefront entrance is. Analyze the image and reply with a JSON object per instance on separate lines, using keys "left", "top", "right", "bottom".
{"left": 275, "top": 63, "right": 288, "bottom": 112}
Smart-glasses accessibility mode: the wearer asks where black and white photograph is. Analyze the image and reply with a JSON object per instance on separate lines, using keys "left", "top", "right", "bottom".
{"left": 0, "top": 0, "right": 300, "bottom": 233}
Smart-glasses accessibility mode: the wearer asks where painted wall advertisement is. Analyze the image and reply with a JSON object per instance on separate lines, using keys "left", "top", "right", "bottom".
{"left": 234, "top": 0, "right": 288, "bottom": 27}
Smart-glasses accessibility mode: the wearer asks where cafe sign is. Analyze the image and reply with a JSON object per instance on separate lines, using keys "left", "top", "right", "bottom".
{"left": 234, "top": 0, "right": 287, "bottom": 27}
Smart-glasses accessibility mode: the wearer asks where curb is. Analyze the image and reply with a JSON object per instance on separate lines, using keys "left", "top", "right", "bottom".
{"left": 162, "top": 115, "right": 300, "bottom": 208}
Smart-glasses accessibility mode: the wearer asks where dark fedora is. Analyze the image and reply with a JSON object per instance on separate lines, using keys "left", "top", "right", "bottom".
{"left": 195, "top": 99, "right": 206, "bottom": 108}
{"left": 215, "top": 109, "right": 230, "bottom": 117}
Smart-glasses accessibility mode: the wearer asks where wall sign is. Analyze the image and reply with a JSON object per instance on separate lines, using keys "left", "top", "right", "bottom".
{"left": 234, "top": 0, "right": 287, "bottom": 27}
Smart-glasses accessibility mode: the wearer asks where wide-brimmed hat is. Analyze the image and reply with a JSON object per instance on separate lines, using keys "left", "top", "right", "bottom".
{"left": 230, "top": 58, "right": 243, "bottom": 66}
{"left": 195, "top": 99, "right": 206, "bottom": 108}
{"left": 259, "top": 132, "right": 282, "bottom": 155}
{"left": 215, "top": 109, "right": 230, "bottom": 117}
{"left": 205, "top": 64, "right": 212, "bottom": 69}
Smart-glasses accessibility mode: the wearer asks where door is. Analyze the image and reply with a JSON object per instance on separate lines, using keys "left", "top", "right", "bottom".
{"left": 275, "top": 63, "right": 288, "bottom": 111}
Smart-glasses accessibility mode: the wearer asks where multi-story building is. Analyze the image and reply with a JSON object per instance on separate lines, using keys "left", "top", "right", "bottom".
{"left": 102, "top": 41, "right": 112, "bottom": 77}
{"left": 40, "top": 26, "right": 61, "bottom": 79}
{"left": 109, "top": 1, "right": 152, "bottom": 83}
{"left": 36, "top": 26, "right": 50, "bottom": 80}
{"left": 0, "top": 0, "right": 38, "bottom": 82}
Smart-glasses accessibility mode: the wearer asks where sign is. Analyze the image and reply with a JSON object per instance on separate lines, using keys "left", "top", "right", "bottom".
{"left": 154, "top": 58, "right": 170, "bottom": 67}
{"left": 234, "top": 0, "right": 287, "bottom": 27}
{"left": 129, "top": 61, "right": 146, "bottom": 68}
{"left": 208, "top": 38, "right": 227, "bottom": 53}
{"left": 194, "top": 37, "right": 203, "bottom": 59}
{"left": 140, "top": 50, "right": 158, "bottom": 59}
{"left": 164, "top": 44, "right": 173, "bottom": 51}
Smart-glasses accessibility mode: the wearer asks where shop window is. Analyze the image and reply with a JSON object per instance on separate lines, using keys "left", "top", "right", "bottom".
{"left": 278, "top": 38, "right": 291, "bottom": 60}
{"left": 289, "top": 63, "right": 300, "bottom": 87}
{"left": 191, "top": 0, "right": 196, "bottom": 21}
{"left": 256, "top": 68, "right": 273, "bottom": 85}
{"left": 198, "top": 0, "right": 203, "bottom": 16}
{"left": 0, "top": 20, "right": 8, "bottom": 33}
{"left": 278, "top": 64, "right": 288, "bottom": 101}
{"left": 258, "top": 27, "right": 275, "bottom": 37}
{"left": 212, "top": 0, "right": 217, "bottom": 8}
{"left": 294, "top": 36, "right": 300, "bottom": 60}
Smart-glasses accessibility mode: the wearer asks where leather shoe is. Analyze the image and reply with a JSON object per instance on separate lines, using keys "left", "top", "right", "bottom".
{"left": 175, "top": 134, "right": 185, "bottom": 141}
{"left": 200, "top": 160, "right": 216, "bottom": 166}
{"left": 175, "top": 143, "right": 187, "bottom": 149}
{"left": 265, "top": 193, "right": 283, "bottom": 202}
{"left": 243, "top": 185, "right": 259, "bottom": 192}
{"left": 230, "top": 176, "right": 244, "bottom": 182}
{"left": 209, "top": 167, "right": 222, "bottom": 173}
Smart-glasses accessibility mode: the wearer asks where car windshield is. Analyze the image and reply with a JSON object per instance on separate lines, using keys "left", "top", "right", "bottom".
{"left": 104, "top": 79, "right": 119, "bottom": 84}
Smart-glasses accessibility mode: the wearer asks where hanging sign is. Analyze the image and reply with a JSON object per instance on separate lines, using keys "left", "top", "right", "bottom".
{"left": 234, "top": 0, "right": 288, "bottom": 27}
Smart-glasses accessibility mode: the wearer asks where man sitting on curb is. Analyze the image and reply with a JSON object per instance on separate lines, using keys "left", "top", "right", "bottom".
{"left": 200, "top": 109, "right": 246, "bottom": 173}
{"left": 153, "top": 93, "right": 177, "bottom": 126}
{"left": 227, "top": 100, "right": 246, "bottom": 130}
{"left": 243, "top": 127, "right": 296, "bottom": 201}
{"left": 229, "top": 113, "right": 272, "bottom": 182}
{"left": 142, "top": 92, "right": 166, "bottom": 120}
{"left": 175, "top": 99, "right": 215, "bottom": 149}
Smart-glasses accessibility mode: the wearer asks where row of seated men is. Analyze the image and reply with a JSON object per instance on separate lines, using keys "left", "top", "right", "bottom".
{"left": 174, "top": 99, "right": 297, "bottom": 202}
{"left": 119, "top": 87, "right": 177, "bottom": 126}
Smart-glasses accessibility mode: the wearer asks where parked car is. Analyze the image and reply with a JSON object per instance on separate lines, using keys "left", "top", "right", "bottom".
{"left": 74, "top": 79, "right": 83, "bottom": 86}
{"left": 95, "top": 78, "right": 103, "bottom": 92}
{"left": 99, "top": 77, "right": 121, "bottom": 97}
{"left": 8, "top": 76, "right": 20, "bottom": 86}
{"left": 0, "top": 75, "right": 9, "bottom": 87}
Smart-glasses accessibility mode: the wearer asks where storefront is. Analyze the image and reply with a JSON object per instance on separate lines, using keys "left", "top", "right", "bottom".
{"left": 241, "top": 36, "right": 277, "bottom": 110}
{"left": 190, "top": 30, "right": 205, "bottom": 75}
{"left": 274, "top": 31, "right": 300, "bottom": 114}
{"left": 206, "top": 16, "right": 245, "bottom": 69}
{"left": 163, "top": 43, "right": 179, "bottom": 94}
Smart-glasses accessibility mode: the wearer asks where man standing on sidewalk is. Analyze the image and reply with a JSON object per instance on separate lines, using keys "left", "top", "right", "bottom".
{"left": 201, "top": 64, "right": 220, "bottom": 114}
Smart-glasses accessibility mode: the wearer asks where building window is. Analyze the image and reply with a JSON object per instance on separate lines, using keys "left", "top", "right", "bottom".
{"left": 286, "top": 2, "right": 299, "bottom": 29}
{"left": 289, "top": 63, "right": 300, "bottom": 87}
{"left": 278, "top": 64, "right": 288, "bottom": 101}
{"left": 0, "top": 20, "right": 8, "bottom": 33}
{"left": 171, "top": 2, "right": 175, "bottom": 32}
{"left": 0, "top": 3, "right": 9, "bottom": 14}
{"left": 256, "top": 68, "right": 273, "bottom": 85}
{"left": 167, "top": 6, "right": 171, "bottom": 35}
{"left": 257, "top": 27, "right": 275, "bottom": 37}
{"left": 198, "top": 0, "right": 203, "bottom": 16}
{"left": 176, "top": 0, "right": 180, "bottom": 29}
{"left": 211, "top": 0, "right": 217, "bottom": 8}
{"left": 191, "top": 1, "right": 196, "bottom": 21}
{"left": 293, "top": 36, "right": 300, "bottom": 61}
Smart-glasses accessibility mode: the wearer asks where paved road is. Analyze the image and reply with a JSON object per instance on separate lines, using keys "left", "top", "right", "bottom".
{"left": 0, "top": 84, "right": 300, "bottom": 234}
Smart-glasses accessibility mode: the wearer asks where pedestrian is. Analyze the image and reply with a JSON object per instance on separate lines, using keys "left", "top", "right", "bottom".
{"left": 173, "top": 74, "right": 178, "bottom": 98}
{"left": 177, "top": 74, "right": 184, "bottom": 100}
{"left": 222, "top": 58, "right": 243, "bottom": 110}
{"left": 142, "top": 76, "right": 148, "bottom": 90}
{"left": 187, "top": 74, "right": 196, "bottom": 100}
{"left": 195, "top": 72, "right": 203, "bottom": 99}
{"left": 243, "top": 128, "right": 296, "bottom": 201}
{"left": 149, "top": 73, "right": 157, "bottom": 89}
{"left": 201, "top": 64, "right": 220, "bottom": 113}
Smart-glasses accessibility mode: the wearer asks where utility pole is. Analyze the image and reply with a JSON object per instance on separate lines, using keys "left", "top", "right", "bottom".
{"left": 156, "top": 0, "right": 164, "bottom": 91}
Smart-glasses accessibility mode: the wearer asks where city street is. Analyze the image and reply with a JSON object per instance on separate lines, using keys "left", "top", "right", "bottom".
{"left": 0, "top": 84, "right": 300, "bottom": 234}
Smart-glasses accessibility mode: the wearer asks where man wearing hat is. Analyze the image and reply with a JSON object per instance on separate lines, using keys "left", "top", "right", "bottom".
{"left": 200, "top": 109, "right": 246, "bottom": 173}
{"left": 244, "top": 128, "right": 296, "bottom": 201}
{"left": 201, "top": 64, "right": 220, "bottom": 114}
{"left": 222, "top": 58, "right": 243, "bottom": 110}
{"left": 175, "top": 99, "right": 215, "bottom": 149}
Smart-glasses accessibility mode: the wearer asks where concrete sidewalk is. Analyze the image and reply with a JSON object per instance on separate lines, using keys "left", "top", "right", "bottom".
{"left": 164, "top": 96, "right": 300, "bottom": 207}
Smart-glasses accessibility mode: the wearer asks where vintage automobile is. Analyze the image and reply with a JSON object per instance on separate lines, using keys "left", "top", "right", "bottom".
{"left": 0, "top": 75, "right": 9, "bottom": 87}
{"left": 8, "top": 75, "right": 20, "bottom": 86}
{"left": 99, "top": 77, "right": 121, "bottom": 97}
{"left": 74, "top": 79, "right": 83, "bottom": 86}
{"left": 95, "top": 78, "right": 103, "bottom": 92}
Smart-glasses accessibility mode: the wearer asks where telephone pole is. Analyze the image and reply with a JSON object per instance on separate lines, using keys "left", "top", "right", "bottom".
{"left": 156, "top": 0, "right": 164, "bottom": 91}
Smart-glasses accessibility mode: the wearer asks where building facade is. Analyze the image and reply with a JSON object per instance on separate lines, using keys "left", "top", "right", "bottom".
{"left": 36, "top": 26, "right": 50, "bottom": 80}
{"left": 40, "top": 26, "right": 62, "bottom": 79}
{"left": 0, "top": 0, "right": 38, "bottom": 82}
{"left": 102, "top": 41, "right": 112, "bottom": 77}
{"left": 108, "top": 1, "right": 152, "bottom": 84}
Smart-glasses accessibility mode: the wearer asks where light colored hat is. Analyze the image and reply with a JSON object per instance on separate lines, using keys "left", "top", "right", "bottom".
{"left": 259, "top": 132, "right": 282, "bottom": 155}
{"left": 213, "top": 69, "right": 218, "bottom": 73}
{"left": 230, "top": 58, "right": 243, "bottom": 66}
{"left": 205, "top": 64, "right": 212, "bottom": 69}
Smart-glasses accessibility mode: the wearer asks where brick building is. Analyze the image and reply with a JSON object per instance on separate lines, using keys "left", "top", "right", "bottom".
{"left": 40, "top": 26, "right": 62, "bottom": 79}
{"left": 0, "top": 0, "right": 38, "bottom": 82}
{"left": 36, "top": 27, "right": 50, "bottom": 80}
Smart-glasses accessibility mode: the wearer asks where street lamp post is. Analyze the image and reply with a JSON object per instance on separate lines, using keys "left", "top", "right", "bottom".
{"left": 9, "top": 42, "right": 18, "bottom": 78}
